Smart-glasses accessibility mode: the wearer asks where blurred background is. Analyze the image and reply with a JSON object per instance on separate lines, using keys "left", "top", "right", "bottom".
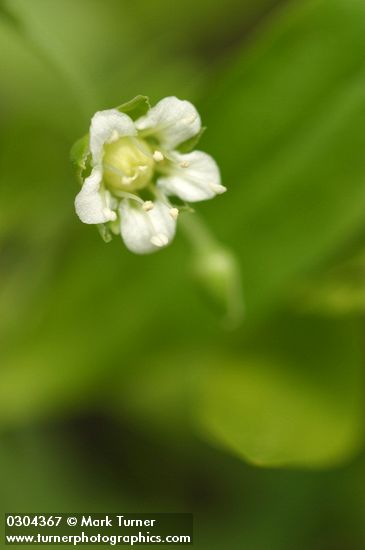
{"left": 1, "top": 0, "right": 365, "bottom": 547}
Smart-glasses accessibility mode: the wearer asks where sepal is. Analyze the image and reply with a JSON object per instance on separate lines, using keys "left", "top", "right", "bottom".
{"left": 116, "top": 95, "right": 151, "bottom": 120}
{"left": 177, "top": 126, "right": 206, "bottom": 153}
{"left": 97, "top": 223, "right": 113, "bottom": 243}
{"left": 70, "top": 134, "right": 91, "bottom": 183}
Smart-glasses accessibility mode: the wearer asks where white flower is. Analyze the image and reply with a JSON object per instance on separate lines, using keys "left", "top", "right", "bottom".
{"left": 74, "top": 96, "right": 226, "bottom": 254}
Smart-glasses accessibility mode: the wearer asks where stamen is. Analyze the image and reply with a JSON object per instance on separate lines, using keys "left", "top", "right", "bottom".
{"left": 117, "top": 191, "right": 144, "bottom": 205}
{"left": 179, "top": 161, "right": 190, "bottom": 168}
{"left": 143, "top": 201, "right": 154, "bottom": 212}
{"left": 153, "top": 150, "right": 164, "bottom": 162}
{"left": 151, "top": 234, "right": 169, "bottom": 247}
{"left": 169, "top": 207, "right": 179, "bottom": 220}
{"left": 209, "top": 183, "right": 227, "bottom": 194}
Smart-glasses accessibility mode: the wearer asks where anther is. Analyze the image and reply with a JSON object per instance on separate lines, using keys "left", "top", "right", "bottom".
{"left": 143, "top": 201, "right": 154, "bottom": 212}
{"left": 179, "top": 161, "right": 190, "bottom": 168}
{"left": 209, "top": 183, "right": 227, "bottom": 194}
{"left": 153, "top": 150, "right": 164, "bottom": 162}
{"left": 169, "top": 207, "right": 179, "bottom": 220}
{"left": 151, "top": 233, "right": 169, "bottom": 247}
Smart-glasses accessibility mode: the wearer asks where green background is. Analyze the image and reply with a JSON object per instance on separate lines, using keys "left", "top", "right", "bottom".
{"left": 1, "top": 0, "right": 365, "bottom": 547}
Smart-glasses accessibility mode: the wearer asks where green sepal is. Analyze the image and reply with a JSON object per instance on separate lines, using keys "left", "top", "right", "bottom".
{"left": 70, "top": 134, "right": 90, "bottom": 184}
{"left": 116, "top": 95, "right": 150, "bottom": 120}
{"left": 97, "top": 223, "right": 113, "bottom": 243}
{"left": 97, "top": 215, "right": 120, "bottom": 243}
{"left": 177, "top": 127, "right": 206, "bottom": 153}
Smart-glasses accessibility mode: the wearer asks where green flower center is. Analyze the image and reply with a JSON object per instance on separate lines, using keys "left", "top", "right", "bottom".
{"left": 103, "top": 136, "right": 154, "bottom": 193}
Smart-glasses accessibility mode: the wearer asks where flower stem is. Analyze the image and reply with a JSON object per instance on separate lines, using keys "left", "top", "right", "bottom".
{"left": 180, "top": 212, "right": 244, "bottom": 328}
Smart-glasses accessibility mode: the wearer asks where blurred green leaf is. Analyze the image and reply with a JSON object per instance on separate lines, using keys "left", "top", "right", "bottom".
{"left": 290, "top": 246, "right": 365, "bottom": 316}
{"left": 197, "top": 317, "right": 364, "bottom": 468}
{"left": 202, "top": 0, "right": 365, "bottom": 319}
{"left": 0, "top": 0, "right": 21, "bottom": 28}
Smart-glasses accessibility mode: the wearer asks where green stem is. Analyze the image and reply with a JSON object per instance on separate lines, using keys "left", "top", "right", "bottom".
{"left": 180, "top": 212, "right": 245, "bottom": 328}
{"left": 179, "top": 211, "right": 217, "bottom": 253}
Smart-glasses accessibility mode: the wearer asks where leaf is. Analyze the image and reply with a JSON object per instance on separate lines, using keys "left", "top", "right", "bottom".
{"left": 0, "top": 0, "right": 22, "bottom": 29}
{"left": 196, "top": 316, "right": 364, "bottom": 468}
{"left": 202, "top": 0, "right": 365, "bottom": 320}
{"left": 117, "top": 95, "right": 150, "bottom": 120}
{"left": 290, "top": 247, "right": 365, "bottom": 316}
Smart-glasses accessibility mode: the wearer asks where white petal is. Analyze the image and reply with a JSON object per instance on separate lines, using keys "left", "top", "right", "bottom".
{"left": 157, "top": 150, "right": 226, "bottom": 202}
{"left": 75, "top": 167, "right": 117, "bottom": 224}
{"left": 119, "top": 199, "right": 176, "bottom": 254}
{"left": 135, "top": 96, "right": 201, "bottom": 149}
{"left": 90, "top": 109, "right": 136, "bottom": 164}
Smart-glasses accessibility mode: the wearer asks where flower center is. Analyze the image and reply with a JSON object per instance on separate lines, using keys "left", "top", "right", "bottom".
{"left": 103, "top": 136, "right": 154, "bottom": 193}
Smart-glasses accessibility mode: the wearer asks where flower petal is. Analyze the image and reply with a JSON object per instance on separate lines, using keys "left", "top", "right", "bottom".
{"left": 157, "top": 150, "right": 226, "bottom": 202}
{"left": 119, "top": 199, "right": 176, "bottom": 254}
{"left": 90, "top": 109, "right": 136, "bottom": 164}
{"left": 135, "top": 96, "right": 201, "bottom": 149}
{"left": 75, "top": 167, "right": 117, "bottom": 224}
